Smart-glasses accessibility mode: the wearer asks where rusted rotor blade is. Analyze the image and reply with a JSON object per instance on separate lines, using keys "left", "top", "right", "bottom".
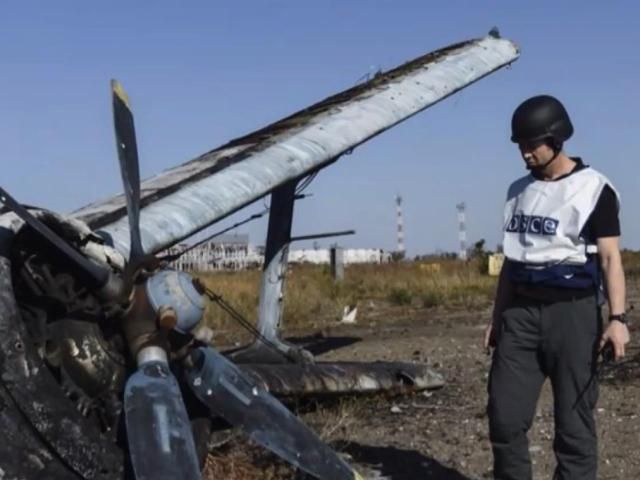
{"left": 111, "top": 79, "right": 144, "bottom": 264}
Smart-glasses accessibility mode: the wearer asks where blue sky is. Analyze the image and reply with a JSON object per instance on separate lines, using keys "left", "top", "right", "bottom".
{"left": 1, "top": 1, "right": 638, "bottom": 256}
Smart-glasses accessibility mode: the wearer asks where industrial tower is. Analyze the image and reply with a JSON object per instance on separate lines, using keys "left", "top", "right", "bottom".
{"left": 396, "top": 195, "right": 405, "bottom": 258}
{"left": 456, "top": 202, "right": 467, "bottom": 260}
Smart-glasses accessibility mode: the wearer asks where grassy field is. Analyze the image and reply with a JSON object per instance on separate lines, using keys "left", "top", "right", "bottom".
{"left": 197, "top": 258, "right": 496, "bottom": 331}
{"left": 196, "top": 250, "right": 640, "bottom": 332}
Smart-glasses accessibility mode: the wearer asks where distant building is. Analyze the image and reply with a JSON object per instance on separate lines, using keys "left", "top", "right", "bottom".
{"left": 166, "top": 234, "right": 391, "bottom": 271}
{"left": 166, "top": 233, "right": 262, "bottom": 272}
{"left": 288, "top": 248, "right": 391, "bottom": 265}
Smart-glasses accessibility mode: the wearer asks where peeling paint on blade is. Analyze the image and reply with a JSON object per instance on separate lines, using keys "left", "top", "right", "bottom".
{"left": 73, "top": 35, "right": 519, "bottom": 259}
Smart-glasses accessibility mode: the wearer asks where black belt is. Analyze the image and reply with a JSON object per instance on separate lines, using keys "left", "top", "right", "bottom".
{"left": 514, "top": 284, "right": 595, "bottom": 303}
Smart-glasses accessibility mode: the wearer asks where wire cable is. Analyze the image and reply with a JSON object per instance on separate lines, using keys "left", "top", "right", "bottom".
{"left": 203, "top": 286, "right": 295, "bottom": 363}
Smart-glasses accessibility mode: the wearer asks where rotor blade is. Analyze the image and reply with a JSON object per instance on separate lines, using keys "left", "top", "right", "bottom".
{"left": 186, "top": 347, "right": 362, "bottom": 480}
{"left": 0, "top": 186, "right": 109, "bottom": 288}
{"left": 76, "top": 35, "right": 519, "bottom": 259}
{"left": 111, "top": 79, "right": 144, "bottom": 264}
{"left": 124, "top": 361, "right": 201, "bottom": 480}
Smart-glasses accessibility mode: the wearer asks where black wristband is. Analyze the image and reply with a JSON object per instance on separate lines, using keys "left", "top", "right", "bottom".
{"left": 609, "top": 313, "right": 627, "bottom": 324}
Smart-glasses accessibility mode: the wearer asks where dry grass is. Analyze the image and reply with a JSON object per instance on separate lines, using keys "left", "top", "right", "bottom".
{"left": 195, "top": 252, "right": 640, "bottom": 333}
{"left": 623, "top": 250, "right": 640, "bottom": 280}
{"left": 196, "top": 259, "right": 496, "bottom": 332}
{"left": 204, "top": 444, "right": 294, "bottom": 480}
{"left": 202, "top": 398, "right": 367, "bottom": 480}
{"left": 204, "top": 452, "right": 264, "bottom": 480}
{"left": 311, "top": 398, "right": 366, "bottom": 443}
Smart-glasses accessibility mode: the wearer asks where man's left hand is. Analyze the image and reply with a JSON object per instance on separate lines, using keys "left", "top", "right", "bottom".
{"left": 599, "top": 320, "right": 630, "bottom": 361}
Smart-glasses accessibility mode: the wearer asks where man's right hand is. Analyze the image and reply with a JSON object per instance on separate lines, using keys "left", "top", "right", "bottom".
{"left": 484, "top": 321, "right": 497, "bottom": 354}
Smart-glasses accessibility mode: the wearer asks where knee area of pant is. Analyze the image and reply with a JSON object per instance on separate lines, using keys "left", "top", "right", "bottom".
{"left": 553, "top": 409, "right": 596, "bottom": 434}
{"left": 488, "top": 399, "right": 532, "bottom": 428}
{"left": 554, "top": 428, "right": 597, "bottom": 449}
{"left": 488, "top": 414, "right": 529, "bottom": 443}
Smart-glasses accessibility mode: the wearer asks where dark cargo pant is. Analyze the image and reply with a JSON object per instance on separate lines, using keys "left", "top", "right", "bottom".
{"left": 487, "top": 294, "right": 602, "bottom": 480}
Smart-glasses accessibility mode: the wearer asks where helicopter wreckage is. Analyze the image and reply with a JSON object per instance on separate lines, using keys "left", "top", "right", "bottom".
{"left": 0, "top": 32, "right": 519, "bottom": 479}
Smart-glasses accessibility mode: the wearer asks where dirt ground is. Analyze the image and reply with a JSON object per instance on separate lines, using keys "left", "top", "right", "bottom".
{"left": 205, "top": 283, "right": 640, "bottom": 480}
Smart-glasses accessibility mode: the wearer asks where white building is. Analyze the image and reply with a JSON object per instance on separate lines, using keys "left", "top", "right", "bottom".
{"left": 166, "top": 233, "right": 262, "bottom": 272}
{"left": 288, "top": 248, "right": 391, "bottom": 265}
{"left": 166, "top": 234, "right": 390, "bottom": 272}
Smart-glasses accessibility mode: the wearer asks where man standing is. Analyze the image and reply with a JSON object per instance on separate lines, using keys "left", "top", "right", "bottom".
{"left": 484, "top": 95, "right": 629, "bottom": 480}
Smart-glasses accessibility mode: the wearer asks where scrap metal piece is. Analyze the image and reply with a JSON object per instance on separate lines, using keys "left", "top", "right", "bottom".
{"left": 51, "top": 320, "right": 127, "bottom": 401}
{"left": 72, "top": 34, "right": 519, "bottom": 258}
{"left": 238, "top": 361, "right": 445, "bottom": 396}
{"left": 0, "top": 383, "right": 81, "bottom": 479}
{"left": 0, "top": 254, "right": 124, "bottom": 479}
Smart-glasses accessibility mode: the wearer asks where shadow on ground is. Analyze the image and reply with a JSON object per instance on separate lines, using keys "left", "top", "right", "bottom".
{"left": 599, "top": 348, "right": 640, "bottom": 385}
{"left": 341, "top": 443, "right": 474, "bottom": 480}
{"left": 285, "top": 334, "right": 362, "bottom": 356}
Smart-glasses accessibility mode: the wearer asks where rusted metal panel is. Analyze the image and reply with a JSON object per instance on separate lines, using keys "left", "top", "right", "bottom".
{"left": 72, "top": 35, "right": 519, "bottom": 259}
{"left": 238, "top": 361, "right": 445, "bottom": 396}
{"left": 0, "top": 254, "right": 125, "bottom": 479}
{"left": 0, "top": 384, "right": 82, "bottom": 479}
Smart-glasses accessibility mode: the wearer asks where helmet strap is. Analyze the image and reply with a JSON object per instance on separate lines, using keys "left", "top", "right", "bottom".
{"left": 540, "top": 148, "right": 560, "bottom": 169}
{"left": 532, "top": 138, "right": 562, "bottom": 172}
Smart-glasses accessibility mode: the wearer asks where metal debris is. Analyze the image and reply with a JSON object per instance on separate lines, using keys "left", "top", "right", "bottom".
{"left": 239, "top": 361, "right": 445, "bottom": 396}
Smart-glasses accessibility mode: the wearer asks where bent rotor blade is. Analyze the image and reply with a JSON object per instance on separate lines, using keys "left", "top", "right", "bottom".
{"left": 186, "top": 347, "right": 362, "bottom": 480}
{"left": 111, "top": 79, "right": 144, "bottom": 264}
{"left": 0, "top": 187, "right": 109, "bottom": 288}
{"left": 124, "top": 361, "right": 201, "bottom": 480}
{"left": 77, "top": 35, "right": 519, "bottom": 258}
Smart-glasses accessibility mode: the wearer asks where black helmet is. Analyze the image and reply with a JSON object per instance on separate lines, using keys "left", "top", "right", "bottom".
{"left": 511, "top": 95, "right": 574, "bottom": 144}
